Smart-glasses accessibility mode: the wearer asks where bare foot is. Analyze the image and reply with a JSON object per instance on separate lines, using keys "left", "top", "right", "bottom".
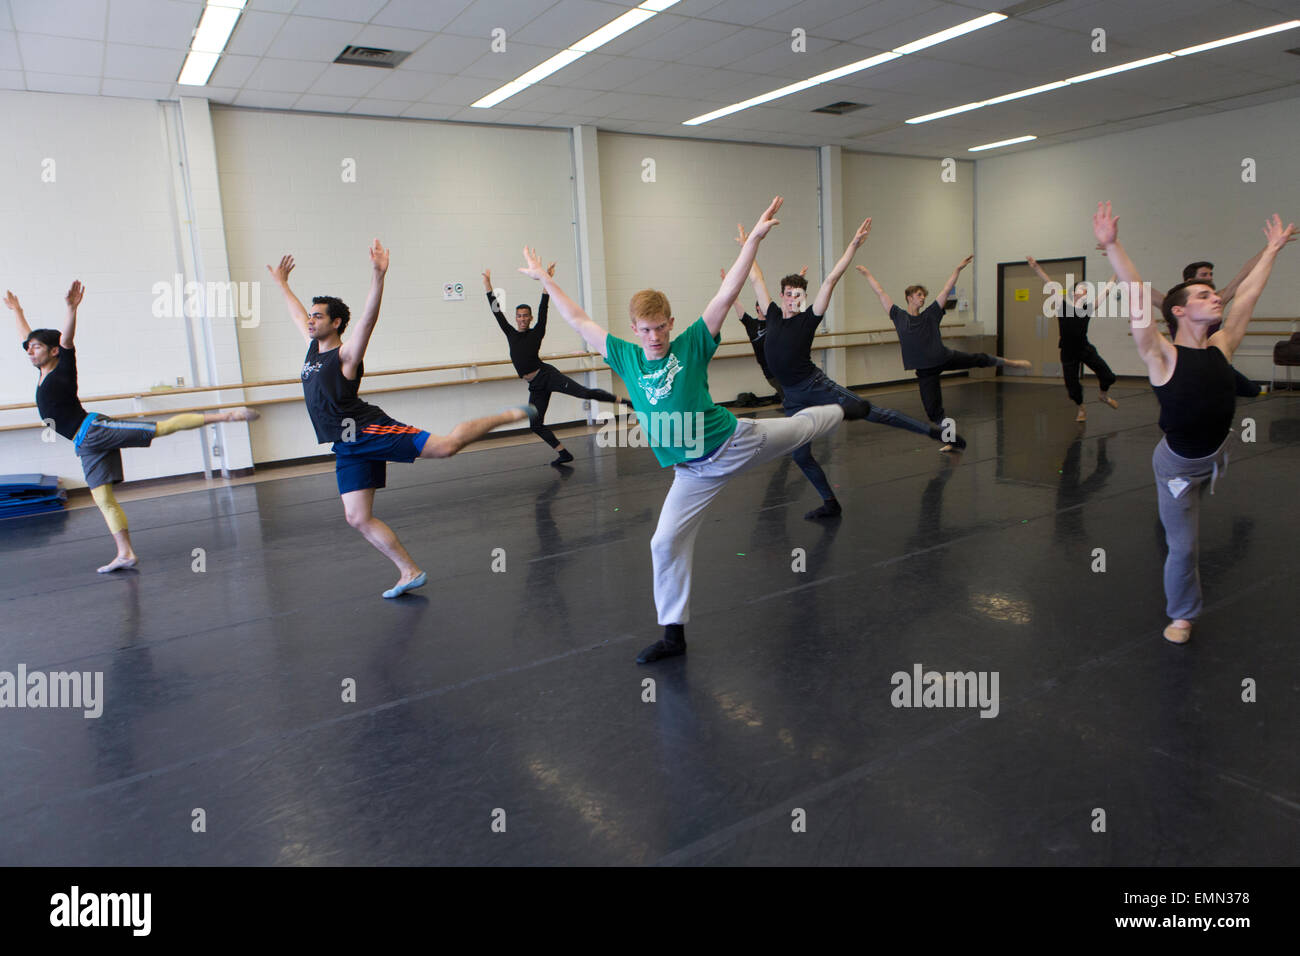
{"left": 1099, "top": 394, "right": 1118, "bottom": 409}
{"left": 228, "top": 407, "right": 260, "bottom": 422}
{"left": 1163, "top": 620, "right": 1192, "bottom": 644}
{"left": 97, "top": 554, "right": 138, "bottom": 573}
{"left": 1075, "top": 407, "right": 1087, "bottom": 422}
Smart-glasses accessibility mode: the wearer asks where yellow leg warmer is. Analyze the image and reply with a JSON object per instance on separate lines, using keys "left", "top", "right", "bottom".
{"left": 155, "top": 412, "right": 207, "bottom": 437}
{"left": 90, "top": 484, "right": 129, "bottom": 533}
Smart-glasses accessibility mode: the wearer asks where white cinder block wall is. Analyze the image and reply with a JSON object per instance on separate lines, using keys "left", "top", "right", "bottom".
{"left": 0, "top": 91, "right": 217, "bottom": 488}
{"left": 840, "top": 151, "right": 976, "bottom": 387}
{"left": 596, "top": 132, "right": 821, "bottom": 404}
{"left": 974, "top": 97, "right": 1300, "bottom": 380}
{"left": 213, "top": 109, "right": 584, "bottom": 464}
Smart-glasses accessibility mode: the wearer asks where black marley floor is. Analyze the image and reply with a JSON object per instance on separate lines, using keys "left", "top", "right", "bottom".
{"left": 1, "top": 378, "right": 1296, "bottom": 866}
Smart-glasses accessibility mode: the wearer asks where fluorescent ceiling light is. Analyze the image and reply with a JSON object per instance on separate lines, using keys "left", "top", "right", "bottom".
{"left": 1064, "top": 54, "right": 1173, "bottom": 84}
{"left": 177, "top": 0, "right": 246, "bottom": 86}
{"left": 969, "top": 135, "right": 1036, "bottom": 151}
{"left": 178, "top": 51, "right": 221, "bottom": 86}
{"left": 472, "top": 0, "right": 679, "bottom": 109}
{"left": 1171, "top": 20, "right": 1299, "bottom": 56}
{"left": 684, "top": 14, "right": 1005, "bottom": 126}
{"left": 907, "top": 20, "right": 1300, "bottom": 124}
{"left": 893, "top": 13, "right": 1006, "bottom": 54}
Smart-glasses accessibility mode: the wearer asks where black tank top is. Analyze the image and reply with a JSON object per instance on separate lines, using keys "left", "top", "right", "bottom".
{"left": 301, "top": 341, "right": 386, "bottom": 444}
{"left": 35, "top": 346, "right": 89, "bottom": 440}
{"left": 1153, "top": 345, "right": 1235, "bottom": 458}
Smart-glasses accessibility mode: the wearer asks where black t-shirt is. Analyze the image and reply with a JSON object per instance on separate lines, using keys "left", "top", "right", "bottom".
{"left": 34, "top": 345, "right": 89, "bottom": 440}
{"left": 738, "top": 312, "right": 772, "bottom": 377}
{"left": 888, "top": 301, "right": 949, "bottom": 370}
{"left": 490, "top": 291, "right": 549, "bottom": 377}
{"left": 761, "top": 301, "right": 824, "bottom": 385}
{"left": 300, "top": 340, "right": 388, "bottom": 444}
{"left": 1056, "top": 295, "right": 1092, "bottom": 351}
{"left": 1153, "top": 345, "right": 1235, "bottom": 458}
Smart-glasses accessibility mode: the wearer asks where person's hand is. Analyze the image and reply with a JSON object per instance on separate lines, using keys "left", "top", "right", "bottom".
{"left": 720, "top": 268, "right": 726, "bottom": 280}
{"left": 734, "top": 223, "right": 748, "bottom": 245}
{"left": 849, "top": 217, "right": 872, "bottom": 249}
{"left": 482, "top": 269, "right": 492, "bottom": 291}
{"left": 1263, "top": 213, "right": 1297, "bottom": 252}
{"left": 749, "top": 196, "right": 783, "bottom": 241}
{"left": 1026, "top": 255, "right": 1038, "bottom": 269}
{"left": 957, "top": 254, "right": 973, "bottom": 270}
{"left": 799, "top": 266, "right": 808, "bottom": 277}
{"left": 65, "top": 280, "right": 84, "bottom": 309}
{"left": 855, "top": 265, "right": 873, "bottom": 278}
{"left": 4, "top": 290, "right": 21, "bottom": 312}
{"left": 369, "top": 239, "right": 389, "bottom": 274}
{"left": 266, "top": 255, "right": 295, "bottom": 285}
{"left": 1092, "top": 201, "right": 1119, "bottom": 246}
{"left": 518, "top": 246, "right": 548, "bottom": 281}
{"left": 546, "top": 262, "right": 556, "bottom": 278}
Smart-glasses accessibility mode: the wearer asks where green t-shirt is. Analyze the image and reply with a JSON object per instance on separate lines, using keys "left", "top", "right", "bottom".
{"left": 604, "top": 317, "right": 738, "bottom": 467}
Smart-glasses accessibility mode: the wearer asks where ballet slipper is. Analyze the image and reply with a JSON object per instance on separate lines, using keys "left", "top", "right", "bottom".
{"left": 1163, "top": 621, "right": 1192, "bottom": 645}
{"left": 383, "top": 570, "right": 427, "bottom": 599}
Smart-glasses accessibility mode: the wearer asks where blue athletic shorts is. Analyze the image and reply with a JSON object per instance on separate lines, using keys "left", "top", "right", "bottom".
{"left": 332, "top": 419, "right": 430, "bottom": 494}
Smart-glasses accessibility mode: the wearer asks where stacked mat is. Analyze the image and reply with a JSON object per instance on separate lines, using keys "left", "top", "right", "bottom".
{"left": 0, "top": 474, "right": 67, "bottom": 518}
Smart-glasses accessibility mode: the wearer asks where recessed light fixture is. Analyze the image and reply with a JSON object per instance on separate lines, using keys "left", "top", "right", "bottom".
{"left": 683, "top": 13, "right": 1006, "bottom": 126}
{"left": 178, "top": 0, "right": 246, "bottom": 87}
{"left": 472, "top": 0, "right": 680, "bottom": 109}
{"left": 907, "top": 20, "right": 1300, "bottom": 124}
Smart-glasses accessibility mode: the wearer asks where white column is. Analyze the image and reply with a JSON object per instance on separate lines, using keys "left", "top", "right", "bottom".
{"left": 819, "top": 145, "right": 846, "bottom": 383}
{"left": 571, "top": 125, "right": 616, "bottom": 419}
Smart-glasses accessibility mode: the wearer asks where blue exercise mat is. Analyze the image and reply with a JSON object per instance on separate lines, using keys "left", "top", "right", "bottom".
{"left": 0, "top": 474, "right": 67, "bottom": 517}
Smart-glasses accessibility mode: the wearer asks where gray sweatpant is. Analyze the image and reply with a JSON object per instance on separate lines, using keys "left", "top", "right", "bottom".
{"left": 650, "top": 404, "right": 845, "bottom": 625}
{"left": 1152, "top": 432, "right": 1233, "bottom": 621}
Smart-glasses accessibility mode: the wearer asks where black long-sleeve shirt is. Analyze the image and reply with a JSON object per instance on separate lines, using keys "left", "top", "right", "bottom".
{"left": 489, "top": 291, "right": 549, "bottom": 377}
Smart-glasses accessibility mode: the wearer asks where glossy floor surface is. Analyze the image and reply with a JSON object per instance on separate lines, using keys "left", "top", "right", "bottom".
{"left": 2, "top": 379, "right": 1296, "bottom": 865}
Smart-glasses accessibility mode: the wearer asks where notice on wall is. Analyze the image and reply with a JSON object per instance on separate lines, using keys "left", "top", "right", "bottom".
{"left": 1014, "top": 288, "right": 1030, "bottom": 302}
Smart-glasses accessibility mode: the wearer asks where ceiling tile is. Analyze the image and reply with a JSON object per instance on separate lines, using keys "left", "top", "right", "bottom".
{"left": 103, "top": 42, "right": 187, "bottom": 82}
{"left": 101, "top": 77, "right": 177, "bottom": 98}
{"left": 371, "top": 0, "right": 476, "bottom": 33}
{"left": 24, "top": 71, "right": 100, "bottom": 93}
{"left": 291, "top": 0, "right": 389, "bottom": 23}
{"left": 107, "top": 0, "right": 201, "bottom": 48}
{"left": 306, "top": 61, "right": 389, "bottom": 96}
{"left": 225, "top": 11, "right": 287, "bottom": 58}
{"left": 10, "top": 0, "right": 107, "bottom": 41}
{"left": 18, "top": 34, "right": 103, "bottom": 76}
{"left": 246, "top": 57, "right": 329, "bottom": 93}
{"left": 265, "top": 14, "right": 363, "bottom": 61}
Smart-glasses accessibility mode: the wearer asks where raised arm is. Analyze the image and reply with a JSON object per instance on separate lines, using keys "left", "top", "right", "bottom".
{"left": 735, "top": 223, "right": 773, "bottom": 315}
{"left": 1216, "top": 233, "right": 1296, "bottom": 304}
{"left": 722, "top": 269, "right": 745, "bottom": 320}
{"left": 704, "top": 197, "right": 783, "bottom": 337}
{"left": 536, "top": 262, "right": 554, "bottom": 336}
{"left": 1026, "top": 255, "right": 1063, "bottom": 315}
{"left": 854, "top": 265, "right": 894, "bottom": 314}
{"left": 813, "top": 217, "right": 871, "bottom": 317}
{"left": 6, "top": 290, "right": 32, "bottom": 342}
{"left": 483, "top": 268, "right": 512, "bottom": 335}
{"left": 339, "top": 239, "right": 389, "bottom": 376}
{"left": 61, "top": 281, "right": 83, "bottom": 348}
{"left": 1093, "top": 200, "right": 1172, "bottom": 381}
{"left": 935, "top": 255, "right": 972, "bottom": 310}
{"left": 1213, "top": 214, "right": 1296, "bottom": 358}
{"left": 519, "top": 247, "right": 606, "bottom": 358}
{"left": 267, "top": 255, "right": 311, "bottom": 343}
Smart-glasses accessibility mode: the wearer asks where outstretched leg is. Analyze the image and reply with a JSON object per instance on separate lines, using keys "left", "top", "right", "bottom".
{"left": 419, "top": 406, "right": 533, "bottom": 459}
{"left": 1081, "top": 344, "right": 1119, "bottom": 410}
{"left": 154, "top": 407, "right": 260, "bottom": 436}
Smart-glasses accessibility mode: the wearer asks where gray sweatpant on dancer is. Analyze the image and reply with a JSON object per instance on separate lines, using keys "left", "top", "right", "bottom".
{"left": 650, "top": 404, "right": 845, "bottom": 625}
{"left": 1152, "top": 432, "right": 1233, "bottom": 621}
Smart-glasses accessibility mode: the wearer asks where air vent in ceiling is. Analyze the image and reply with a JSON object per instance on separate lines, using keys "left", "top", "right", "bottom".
{"left": 334, "top": 46, "right": 411, "bottom": 68}
{"left": 812, "top": 101, "right": 869, "bottom": 115}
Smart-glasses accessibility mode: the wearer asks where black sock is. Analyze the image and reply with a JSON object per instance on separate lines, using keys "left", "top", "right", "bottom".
{"left": 551, "top": 449, "right": 574, "bottom": 465}
{"left": 804, "top": 498, "right": 842, "bottom": 520}
{"left": 664, "top": 623, "right": 685, "bottom": 647}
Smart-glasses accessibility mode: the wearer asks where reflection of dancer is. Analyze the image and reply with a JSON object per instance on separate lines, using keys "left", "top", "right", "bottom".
{"left": 745, "top": 220, "right": 959, "bottom": 520}
{"left": 268, "top": 242, "right": 534, "bottom": 599}
{"left": 483, "top": 265, "right": 626, "bottom": 466}
{"left": 9, "top": 284, "right": 259, "bottom": 573}
{"left": 1093, "top": 202, "right": 1294, "bottom": 644}
{"left": 518, "top": 198, "right": 859, "bottom": 664}
{"left": 858, "top": 255, "right": 1030, "bottom": 449}
{"left": 1026, "top": 257, "right": 1119, "bottom": 421}
{"left": 1053, "top": 435, "right": 1112, "bottom": 544}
